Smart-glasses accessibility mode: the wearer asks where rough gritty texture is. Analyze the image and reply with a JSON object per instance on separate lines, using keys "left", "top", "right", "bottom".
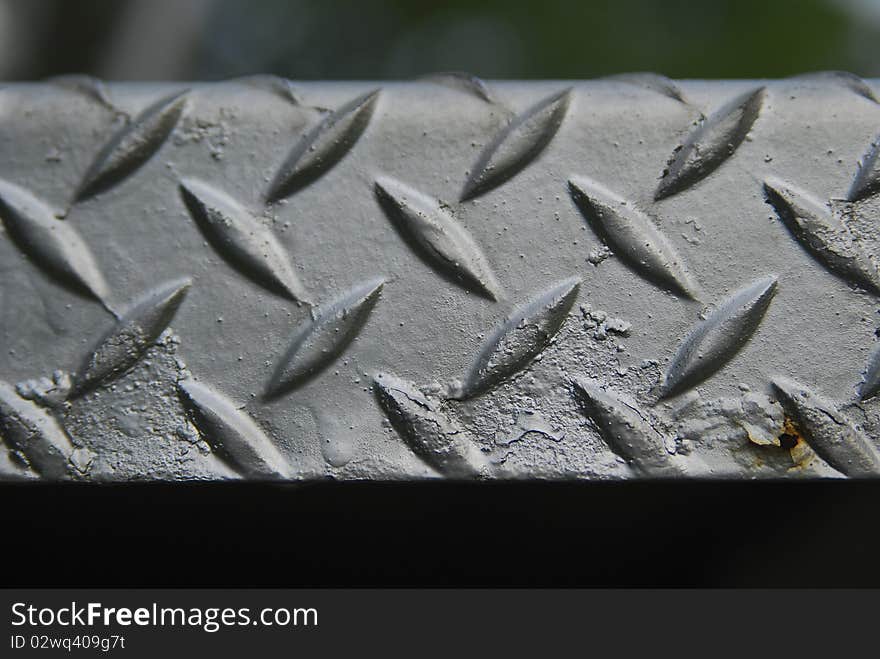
{"left": 3, "top": 77, "right": 880, "bottom": 481}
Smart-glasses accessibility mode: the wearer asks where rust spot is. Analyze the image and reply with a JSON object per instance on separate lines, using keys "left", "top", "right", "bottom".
{"left": 778, "top": 416, "right": 802, "bottom": 450}
{"left": 744, "top": 415, "right": 812, "bottom": 470}
{"left": 779, "top": 416, "right": 814, "bottom": 467}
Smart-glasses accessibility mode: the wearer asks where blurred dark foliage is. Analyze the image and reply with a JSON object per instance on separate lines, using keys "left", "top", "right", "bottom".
{"left": 1, "top": 0, "right": 878, "bottom": 80}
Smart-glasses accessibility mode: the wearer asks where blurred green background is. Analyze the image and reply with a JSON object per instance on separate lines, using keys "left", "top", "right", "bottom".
{"left": 1, "top": 0, "right": 879, "bottom": 79}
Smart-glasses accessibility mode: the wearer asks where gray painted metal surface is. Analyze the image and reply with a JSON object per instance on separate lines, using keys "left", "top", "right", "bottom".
{"left": 2, "top": 74, "right": 880, "bottom": 481}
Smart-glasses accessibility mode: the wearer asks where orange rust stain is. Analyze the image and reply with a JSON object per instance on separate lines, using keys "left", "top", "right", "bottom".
{"left": 778, "top": 416, "right": 803, "bottom": 450}
{"left": 779, "top": 416, "right": 814, "bottom": 467}
{"left": 744, "top": 416, "right": 811, "bottom": 470}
